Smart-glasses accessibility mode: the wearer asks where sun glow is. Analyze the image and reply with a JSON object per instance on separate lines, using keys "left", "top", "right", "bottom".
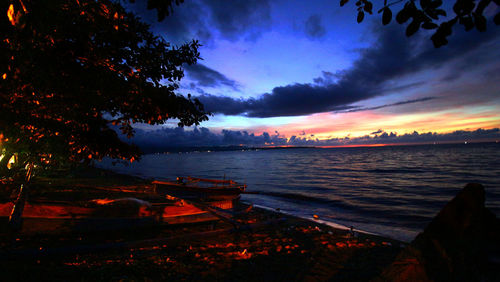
{"left": 251, "top": 107, "right": 500, "bottom": 142}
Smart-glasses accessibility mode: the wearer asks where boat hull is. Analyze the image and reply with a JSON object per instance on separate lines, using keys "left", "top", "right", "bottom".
{"left": 152, "top": 181, "right": 245, "bottom": 201}
{"left": 0, "top": 199, "right": 234, "bottom": 235}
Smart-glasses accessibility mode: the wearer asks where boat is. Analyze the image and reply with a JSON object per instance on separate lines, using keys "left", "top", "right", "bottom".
{"left": 0, "top": 197, "right": 246, "bottom": 235}
{"left": 152, "top": 177, "right": 246, "bottom": 201}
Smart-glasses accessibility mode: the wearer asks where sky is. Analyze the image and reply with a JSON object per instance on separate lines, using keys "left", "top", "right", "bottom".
{"left": 126, "top": 0, "right": 500, "bottom": 149}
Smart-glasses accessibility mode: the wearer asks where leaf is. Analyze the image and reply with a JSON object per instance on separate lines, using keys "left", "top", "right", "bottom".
{"left": 429, "top": 0, "right": 443, "bottom": 9}
{"left": 453, "top": 1, "right": 463, "bottom": 14}
{"left": 441, "top": 21, "right": 454, "bottom": 36}
{"left": 406, "top": 20, "right": 420, "bottom": 36}
{"left": 396, "top": 7, "right": 411, "bottom": 24}
{"left": 431, "top": 32, "right": 448, "bottom": 48}
{"left": 431, "top": 21, "right": 454, "bottom": 47}
{"left": 464, "top": 0, "right": 476, "bottom": 14}
{"left": 454, "top": 0, "right": 476, "bottom": 15}
{"left": 364, "top": 2, "right": 373, "bottom": 14}
{"left": 421, "top": 21, "right": 438, "bottom": 29}
{"left": 340, "top": 0, "right": 349, "bottom": 7}
{"left": 473, "top": 13, "right": 487, "bottom": 32}
{"left": 426, "top": 9, "right": 438, "bottom": 20}
{"left": 357, "top": 11, "right": 365, "bottom": 23}
{"left": 435, "top": 9, "right": 446, "bottom": 17}
{"left": 421, "top": 0, "right": 431, "bottom": 9}
{"left": 382, "top": 8, "right": 392, "bottom": 25}
{"left": 476, "top": 0, "right": 490, "bottom": 14}
{"left": 461, "top": 16, "right": 474, "bottom": 31}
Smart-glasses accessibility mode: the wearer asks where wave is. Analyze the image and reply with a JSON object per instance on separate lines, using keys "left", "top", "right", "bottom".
{"left": 365, "top": 168, "right": 428, "bottom": 174}
{"left": 100, "top": 142, "right": 500, "bottom": 242}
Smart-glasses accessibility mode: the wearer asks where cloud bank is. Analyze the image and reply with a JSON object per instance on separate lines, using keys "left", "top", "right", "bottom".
{"left": 127, "top": 127, "right": 500, "bottom": 152}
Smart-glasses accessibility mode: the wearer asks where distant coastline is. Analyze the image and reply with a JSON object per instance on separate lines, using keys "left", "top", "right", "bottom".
{"left": 140, "top": 140, "right": 499, "bottom": 154}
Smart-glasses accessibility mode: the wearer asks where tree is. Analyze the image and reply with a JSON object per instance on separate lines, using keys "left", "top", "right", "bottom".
{"left": 1, "top": 0, "right": 208, "bottom": 229}
{"left": 129, "top": 0, "right": 185, "bottom": 21}
{"left": 340, "top": 0, "right": 500, "bottom": 47}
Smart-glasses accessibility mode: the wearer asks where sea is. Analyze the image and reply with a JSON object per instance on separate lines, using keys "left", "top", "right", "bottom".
{"left": 99, "top": 142, "right": 500, "bottom": 242}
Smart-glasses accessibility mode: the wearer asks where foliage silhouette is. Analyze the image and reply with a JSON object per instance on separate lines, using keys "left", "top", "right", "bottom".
{"left": 128, "top": 0, "right": 185, "bottom": 22}
{"left": 1, "top": 0, "right": 208, "bottom": 174}
{"left": 340, "top": 0, "right": 500, "bottom": 47}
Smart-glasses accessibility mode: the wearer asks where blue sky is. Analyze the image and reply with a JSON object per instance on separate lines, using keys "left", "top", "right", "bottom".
{"left": 126, "top": 0, "right": 500, "bottom": 148}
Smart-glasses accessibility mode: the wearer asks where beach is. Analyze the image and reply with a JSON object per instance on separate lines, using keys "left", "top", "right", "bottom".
{"left": 1, "top": 167, "right": 499, "bottom": 281}
{"left": 1, "top": 209, "right": 403, "bottom": 281}
{"left": 0, "top": 168, "right": 404, "bottom": 281}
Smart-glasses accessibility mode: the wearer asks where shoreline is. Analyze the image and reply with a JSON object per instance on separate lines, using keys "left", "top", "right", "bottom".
{"left": 252, "top": 203, "right": 378, "bottom": 236}
{"left": 0, "top": 167, "right": 406, "bottom": 281}
{"left": 2, "top": 167, "right": 498, "bottom": 280}
{"left": 139, "top": 140, "right": 500, "bottom": 154}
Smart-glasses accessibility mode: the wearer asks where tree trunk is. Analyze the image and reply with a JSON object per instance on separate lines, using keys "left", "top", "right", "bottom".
{"left": 8, "top": 162, "right": 34, "bottom": 232}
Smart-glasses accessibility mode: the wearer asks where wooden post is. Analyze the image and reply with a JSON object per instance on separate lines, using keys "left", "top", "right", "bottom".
{"left": 8, "top": 162, "right": 34, "bottom": 232}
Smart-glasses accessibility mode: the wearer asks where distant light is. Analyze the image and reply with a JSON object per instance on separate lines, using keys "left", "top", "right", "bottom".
{"left": 7, "top": 4, "right": 15, "bottom": 25}
{"left": 7, "top": 154, "right": 17, "bottom": 169}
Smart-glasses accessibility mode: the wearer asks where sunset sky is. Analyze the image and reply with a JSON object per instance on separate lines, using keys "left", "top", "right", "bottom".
{"left": 127, "top": 0, "right": 500, "bottom": 148}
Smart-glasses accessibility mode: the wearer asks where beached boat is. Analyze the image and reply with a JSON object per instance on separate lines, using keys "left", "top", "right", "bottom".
{"left": 152, "top": 177, "right": 246, "bottom": 201}
{"left": 0, "top": 197, "right": 244, "bottom": 235}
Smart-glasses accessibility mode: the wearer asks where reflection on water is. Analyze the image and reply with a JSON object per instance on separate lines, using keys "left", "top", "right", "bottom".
{"left": 100, "top": 142, "right": 500, "bottom": 242}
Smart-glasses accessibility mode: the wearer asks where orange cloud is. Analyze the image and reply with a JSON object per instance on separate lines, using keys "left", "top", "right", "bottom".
{"left": 243, "top": 107, "right": 500, "bottom": 141}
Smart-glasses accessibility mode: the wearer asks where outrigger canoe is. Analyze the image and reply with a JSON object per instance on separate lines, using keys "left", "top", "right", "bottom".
{"left": 152, "top": 177, "right": 246, "bottom": 201}
{"left": 0, "top": 197, "right": 243, "bottom": 235}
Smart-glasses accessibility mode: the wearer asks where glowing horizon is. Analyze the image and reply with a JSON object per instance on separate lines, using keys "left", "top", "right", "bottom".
{"left": 199, "top": 105, "right": 500, "bottom": 143}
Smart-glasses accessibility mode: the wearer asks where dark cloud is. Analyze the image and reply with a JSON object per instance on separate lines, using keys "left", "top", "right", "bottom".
{"left": 127, "top": 127, "right": 500, "bottom": 152}
{"left": 184, "top": 64, "right": 240, "bottom": 91}
{"left": 440, "top": 72, "right": 462, "bottom": 82}
{"left": 203, "top": 0, "right": 272, "bottom": 41}
{"left": 312, "top": 71, "right": 341, "bottom": 85}
{"left": 305, "top": 14, "right": 326, "bottom": 39}
{"left": 371, "top": 129, "right": 384, "bottom": 135}
{"left": 339, "top": 97, "right": 437, "bottom": 113}
{"left": 194, "top": 95, "right": 252, "bottom": 115}
{"left": 382, "top": 81, "right": 426, "bottom": 93}
{"left": 126, "top": 0, "right": 271, "bottom": 44}
{"left": 197, "top": 25, "right": 499, "bottom": 118}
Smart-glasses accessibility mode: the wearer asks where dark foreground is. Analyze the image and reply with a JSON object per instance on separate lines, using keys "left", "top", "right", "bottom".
{"left": 0, "top": 207, "right": 404, "bottom": 281}
{"left": 1, "top": 168, "right": 499, "bottom": 281}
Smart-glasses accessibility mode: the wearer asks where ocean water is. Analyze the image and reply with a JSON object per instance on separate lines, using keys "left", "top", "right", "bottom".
{"left": 99, "top": 142, "right": 500, "bottom": 242}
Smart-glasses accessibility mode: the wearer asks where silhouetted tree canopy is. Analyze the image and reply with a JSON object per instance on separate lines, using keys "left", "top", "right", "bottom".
{"left": 340, "top": 0, "right": 500, "bottom": 47}
{"left": 128, "top": 0, "right": 185, "bottom": 22}
{"left": 1, "top": 0, "right": 208, "bottom": 171}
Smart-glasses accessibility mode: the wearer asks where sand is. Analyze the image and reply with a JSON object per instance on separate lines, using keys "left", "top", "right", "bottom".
{"left": 0, "top": 168, "right": 404, "bottom": 281}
